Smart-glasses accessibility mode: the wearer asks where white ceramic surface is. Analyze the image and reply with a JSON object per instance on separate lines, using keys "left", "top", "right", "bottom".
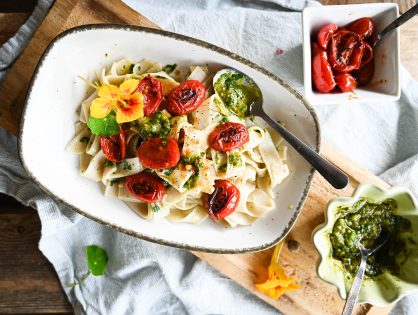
{"left": 302, "top": 3, "right": 400, "bottom": 105}
{"left": 20, "top": 25, "right": 320, "bottom": 253}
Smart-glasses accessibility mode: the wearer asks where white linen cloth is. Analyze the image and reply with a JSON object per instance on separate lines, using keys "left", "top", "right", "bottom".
{"left": 0, "top": 0, "right": 417, "bottom": 314}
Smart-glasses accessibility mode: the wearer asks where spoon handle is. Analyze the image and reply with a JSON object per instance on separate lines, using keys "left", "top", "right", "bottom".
{"left": 377, "top": 4, "right": 418, "bottom": 44}
{"left": 259, "top": 112, "right": 348, "bottom": 189}
{"left": 342, "top": 254, "right": 368, "bottom": 315}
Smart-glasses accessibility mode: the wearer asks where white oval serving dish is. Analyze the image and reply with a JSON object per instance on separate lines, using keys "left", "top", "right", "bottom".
{"left": 19, "top": 25, "right": 320, "bottom": 253}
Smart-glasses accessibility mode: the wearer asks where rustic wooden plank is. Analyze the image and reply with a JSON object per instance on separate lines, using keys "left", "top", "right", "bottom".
{"left": 0, "top": 199, "right": 73, "bottom": 314}
{"left": 320, "top": 0, "right": 416, "bottom": 13}
{"left": 0, "top": 13, "right": 31, "bottom": 46}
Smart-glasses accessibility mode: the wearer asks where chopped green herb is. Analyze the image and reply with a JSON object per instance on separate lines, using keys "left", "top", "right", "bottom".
{"left": 105, "top": 53, "right": 108, "bottom": 57}
{"left": 161, "top": 138, "right": 168, "bottom": 146}
{"left": 104, "top": 160, "right": 117, "bottom": 167}
{"left": 219, "top": 116, "right": 229, "bottom": 125}
{"left": 122, "top": 161, "right": 132, "bottom": 171}
{"left": 228, "top": 153, "right": 242, "bottom": 167}
{"left": 152, "top": 204, "right": 160, "bottom": 212}
{"left": 110, "top": 179, "right": 120, "bottom": 186}
{"left": 137, "top": 111, "right": 171, "bottom": 139}
{"left": 163, "top": 64, "right": 177, "bottom": 74}
{"left": 183, "top": 170, "right": 200, "bottom": 189}
{"left": 155, "top": 75, "right": 166, "bottom": 79}
{"left": 163, "top": 168, "right": 174, "bottom": 176}
{"left": 218, "top": 164, "right": 227, "bottom": 172}
{"left": 80, "top": 136, "right": 89, "bottom": 143}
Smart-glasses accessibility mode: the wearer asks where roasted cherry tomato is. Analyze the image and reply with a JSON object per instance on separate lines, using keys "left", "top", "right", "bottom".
{"left": 208, "top": 122, "right": 249, "bottom": 152}
{"left": 167, "top": 80, "right": 206, "bottom": 115}
{"left": 312, "top": 50, "right": 336, "bottom": 93}
{"left": 317, "top": 23, "right": 338, "bottom": 50}
{"left": 360, "top": 42, "right": 373, "bottom": 68}
{"left": 328, "top": 30, "right": 365, "bottom": 73}
{"left": 353, "top": 59, "right": 375, "bottom": 86}
{"left": 137, "top": 137, "right": 180, "bottom": 170}
{"left": 347, "top": 17, "right": 375, "bottom": 38}
{"left": 311, "top": 42, "right": 324, "bottom": 57}
{"left": 135, "top": 75, "right": 164, "bottom": 116}
{"left": 125, "top": 172, "right": 166, "bottom": 202}
{"left": 335, "top": 73, "right": 357, "bottom": 92}
{"left": 203, "top": 180, "right": 240, "bottom": 220}
{"left": 100, "top": 129, "right": 126, "bottom": 163}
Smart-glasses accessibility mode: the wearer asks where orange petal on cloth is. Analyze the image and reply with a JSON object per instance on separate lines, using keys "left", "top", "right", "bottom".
{"left": 98, "top": 84, "right": 120, "bottom": 99}
{"left": 255, "top": 241, "right": 300, "bottom": 299}
{"left": 90, "top": 97, "right": 114, "bottom": 119}
{"left": 119, "top": 79, "right": 140, "bottom": 95}
{"left": 115, "top": 92, "right": 144, "bottom": 123}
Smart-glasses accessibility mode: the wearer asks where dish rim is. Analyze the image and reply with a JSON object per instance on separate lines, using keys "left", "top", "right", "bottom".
{"left": 18, "top": 24, "right": 321, "bottom": 253}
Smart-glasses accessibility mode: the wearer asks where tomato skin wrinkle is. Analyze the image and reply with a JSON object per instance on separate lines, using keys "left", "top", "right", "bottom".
{"left": 312, "top": 50, "right": 336, "bottom": 93}
{"left": 125, "top": 172, "right": 166, "bottom": 202}
{"left": 335, "top": 73, "right": 357, "bottom": 92}
{"left": 204, "top": 180, "right": 240, "bottom": 220}
{"left": 360, "top": 42, "right": 373, "bottom": 68}
{"left": 347, "top": 17, "right": 375, "bottom": 39}
{"left": 353, "top": 59, "right": 375, "bottom": 86}
{"left": 135, "top": 75, "right": 163, "bottom": 116}
{"left": 317, "top": 23, "right": 338, "bottom": 50}
{"left": 328, "top": 30, "right": 364, "bottom": 73}
{"left": 209, "top": 122, "right": 249, "bottom": 152}
{"left": 100, "top": 128, "right": 126, "bottom": 163}
{"left": 167, "top": 80, "right": 206, "bottom": 115}
{"left": 137, "top": 137, "right": 180, "bottom": 170}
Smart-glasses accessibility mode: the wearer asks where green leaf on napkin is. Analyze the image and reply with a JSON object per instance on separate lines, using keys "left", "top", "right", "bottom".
{"left": 86, "top": 245, "right": 109, "bottom": 276}
{"left": 87, "top": 114, "right": 120, "bottom": 137}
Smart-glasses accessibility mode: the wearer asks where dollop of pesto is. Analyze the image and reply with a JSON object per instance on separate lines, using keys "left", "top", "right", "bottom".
{"left": 214, "top": 72, "right": 261, "bottom": 118}
{"left": 330, "top": 198, "right": 412, "bottom": 279}
{"left": 137, "top": 111, "right": 171, "bottom": 139}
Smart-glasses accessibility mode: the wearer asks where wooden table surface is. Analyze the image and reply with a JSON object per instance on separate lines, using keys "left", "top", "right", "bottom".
{"left": 0, "top": 0, "right": 416, "bottom": 314}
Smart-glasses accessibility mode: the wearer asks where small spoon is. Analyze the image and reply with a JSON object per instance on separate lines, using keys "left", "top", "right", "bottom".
{"left": 341, "top": 229, "right": 390, "bottom": 315}
{"left": 373, "top": 3, "right": 418, "bottom": 47}
{"left": 213, "top": 69, "right": 349, "bottom": 189}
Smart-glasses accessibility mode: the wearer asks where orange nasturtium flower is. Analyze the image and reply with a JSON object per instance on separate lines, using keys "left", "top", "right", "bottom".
{"left": 90, "top": 79, "right": 144, "bottom": 123}
{"left": 255, "top": 241, "right": 300, "bottom": 299}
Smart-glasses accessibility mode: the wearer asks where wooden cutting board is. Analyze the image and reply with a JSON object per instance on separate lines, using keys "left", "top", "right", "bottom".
{"left": 0, "top": 0, "right": 400, "bottom": 314}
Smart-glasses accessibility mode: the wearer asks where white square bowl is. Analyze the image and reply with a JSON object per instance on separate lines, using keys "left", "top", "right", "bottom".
{"left": 302, "top": 3, "right": 400, "bottom": 105}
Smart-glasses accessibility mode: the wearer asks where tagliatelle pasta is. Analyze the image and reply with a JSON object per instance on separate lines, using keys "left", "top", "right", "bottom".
{"left": 66, "top": 58, "right": 290, "bottom": 227}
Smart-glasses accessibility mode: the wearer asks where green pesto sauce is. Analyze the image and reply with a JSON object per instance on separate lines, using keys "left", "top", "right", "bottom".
{"left": 214, "top": 72, "right": 261, "bottom": 118}
{"left": 330, "top": 198, "right": 411, "bottom": 279}
{"left": 228, "top": 153, "right": 242, "bottom": 167}
{"left": 137, "top": 111, "right": 171, "bottom": 139}
{"left": 182, "top": 153, "right": 205, "bottom": 189}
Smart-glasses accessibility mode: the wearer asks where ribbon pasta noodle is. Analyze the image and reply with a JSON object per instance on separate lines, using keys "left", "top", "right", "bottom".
{"left": 66, "top": 58, "right": 290, "bottom": 227}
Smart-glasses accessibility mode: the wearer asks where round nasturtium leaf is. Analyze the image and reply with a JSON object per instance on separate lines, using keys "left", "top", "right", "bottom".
{"left": 87, "top": 115, "right": 120, "bottom": 137}
{"left": 86, "top": 245, "right": 108, "bottom": 276}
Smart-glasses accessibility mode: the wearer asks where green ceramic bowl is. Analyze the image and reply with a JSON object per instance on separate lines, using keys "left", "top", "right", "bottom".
{"left": 312, "top": 183, "right": 418, "bottom": 306}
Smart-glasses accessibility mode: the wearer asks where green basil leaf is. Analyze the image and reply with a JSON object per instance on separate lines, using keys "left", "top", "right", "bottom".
{"left": 86, "top": 245, "right": 108, "bottom": 276}
{"left": 87, "top": 115, "right": 120, "bottom": 136}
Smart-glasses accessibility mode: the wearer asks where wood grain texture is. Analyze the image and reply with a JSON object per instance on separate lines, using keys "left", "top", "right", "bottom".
{"left": 0, "top": 0, "right": 416, "bottom": 314}
{"left": 0, "top": 194, "right": 73, "bottom": 314}
{"left": 0, "top": 13, "right": 31, "bottom": 46}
